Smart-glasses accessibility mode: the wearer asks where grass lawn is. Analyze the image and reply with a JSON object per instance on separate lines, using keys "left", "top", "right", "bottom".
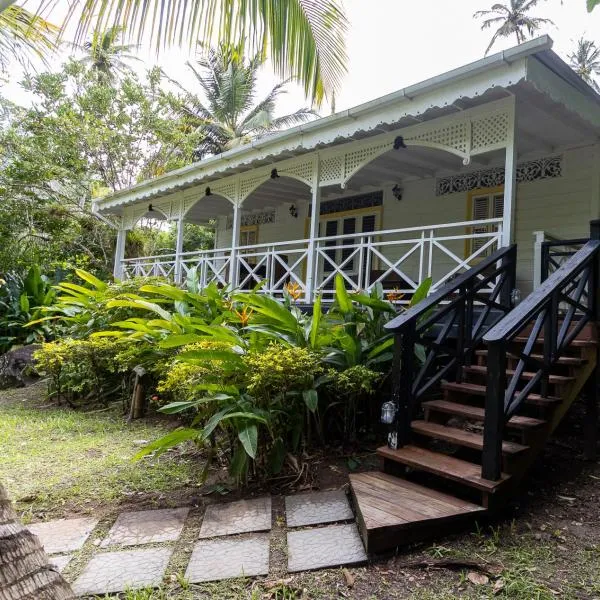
{"left": 0, "top": 382, "right": 200, "bottom": 523}
{"left": 1, "top": 383, "right": 599, "bottom": 599}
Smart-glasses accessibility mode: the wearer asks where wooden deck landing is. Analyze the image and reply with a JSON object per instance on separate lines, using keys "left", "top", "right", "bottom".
{"left": 350, "top": 472, "right": 485, "bottom": 554}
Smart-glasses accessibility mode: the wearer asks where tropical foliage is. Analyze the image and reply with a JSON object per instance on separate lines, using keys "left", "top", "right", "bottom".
{"left": 54, "top": 0, "right": 348, "bottom": 104}
{"left": 474, "top": 0, "right": 554, "bottom": 55}
{"left": 179, "top": 44, "right": 317, "bottom": 158}
{"left": 568, "top": 37, "right": 600, "bottom": 91}
{"left": 33, "top": 269, "right": 431, "bottom": 484}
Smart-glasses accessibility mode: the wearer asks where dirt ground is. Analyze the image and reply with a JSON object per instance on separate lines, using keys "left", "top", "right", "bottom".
{"left": 1, "top": 383, "right": 599, "bottom": 599}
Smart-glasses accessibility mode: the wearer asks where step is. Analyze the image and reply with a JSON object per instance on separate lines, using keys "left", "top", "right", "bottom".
{"left": 350, "top": 471, "right": 485, "bottom": 553}
{"left": 411, "top": 420, "right": 529, "bottom": 456}
{"left": 475, "top": 350, "right": 586, "bottom": 367}
{"left": 463, "top": 365, "right": 575, "bottom": 385}
{"left": 422, "top": 399, "right": 546, "bottom": 430}
{"left": 442, "top": 381, "right": 562, "bottom": 406}
{"left": 377, "top": 445, "right": 510, "bottom": 493}
{"left": 513, "top": 321, "right": 597, "bottom": 347}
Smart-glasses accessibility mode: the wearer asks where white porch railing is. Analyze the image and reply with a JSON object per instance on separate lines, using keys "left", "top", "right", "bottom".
{"left": 121, "top": 218, "right": 503, "bottom": 302}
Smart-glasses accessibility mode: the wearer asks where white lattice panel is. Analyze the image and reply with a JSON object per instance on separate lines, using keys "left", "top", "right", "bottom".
{"left": 279, "top": 158, "right": 314, "bottom": 185}
{"left": 153, "top": 198, "right": 172, "bottom": 218}
{"left": 344, "top": 141, "right": 392, "bottom": 182}
{"left": 240, "top": 173, "right": 269, "bottom": 200}
{"left": 471, "top": 112, "right": 509, "bottom": 153}
{"left": 320, "top": 155, "right": 343, "bottom": 185}
{"left": 212, "top": 179, "right": 238, "bottom": 202}
{"left": 406, "top": 121, "right": 469, "bottom": 155}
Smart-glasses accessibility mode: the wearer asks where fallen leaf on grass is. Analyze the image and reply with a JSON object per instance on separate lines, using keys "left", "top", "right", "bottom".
{"left": 493, "top": 579, "right": 505, "bottom": 594}
{"left": 467, "top": 571, "right": 489, "bottom": 585}
{"left": 263, "top": 577, "right": 293, "bottom": 590}
{"left": 343, "top": 568, "right": 355, "bottom": 588}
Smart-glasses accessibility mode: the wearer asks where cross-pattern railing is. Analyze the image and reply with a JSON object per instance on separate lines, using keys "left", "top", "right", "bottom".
{"left": 120, "top": 218, "right": 503, "bottom": 302}
{"left": 482, "top": 222, "right": 600, "bottom": 480}
{"left": 384, "top": 245, "right": 517, "bottom": 449}
{"left": 313, "top": 219, "right": 503, "bottom": 300}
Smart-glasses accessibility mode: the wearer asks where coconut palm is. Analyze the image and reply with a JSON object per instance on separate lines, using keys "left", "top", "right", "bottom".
{"left": 0, "top": 482, "right": 75, "bottom": 599}
{"left": 474, "top": 0, "right": 554, "bottom": 55}
{"left": 179, "top": 45, "right": 317, "bottom": 159}
{"left": 0, "top": 0, "right": 347, "bottom": 105}
{"left": 79, "top": 25, "right": 139, "bottom": 83}
{"left": 568, "top": 37, "right": 600, "bottom": 91}
{"left": 0, "top": 4, "right": 57, "bottom": 73}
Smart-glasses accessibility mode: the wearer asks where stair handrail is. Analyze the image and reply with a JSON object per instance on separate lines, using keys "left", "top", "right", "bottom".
{"left": 481, "top": 235, "right": 600, "bottom": 481}
{"left": 384, "top": 244, "right": 517, "bottom": 449}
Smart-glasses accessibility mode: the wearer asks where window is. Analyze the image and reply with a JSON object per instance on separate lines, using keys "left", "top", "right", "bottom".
{"left": 468, "top": 190, "right": 504, "bottom": 257}
{"left": 239, "top": 225, "right": 258, "bottom": 247}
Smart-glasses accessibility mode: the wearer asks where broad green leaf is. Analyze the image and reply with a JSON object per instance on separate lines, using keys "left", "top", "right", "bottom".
{"left": 302, "top": 389, "right": 318, "bottom": 412}
{"left": 158, "top": 401, "right": 197, "bottom": 414}
{"left": 410, "top": 277, "right": 432, "bottom": 307}
{"left": 19, "top": 293, "right": 29, "bottom": 313}
{"left": 368, "top": 336, "right": 394, "bottom": 359}
{"left": 75, "top": 269, "right": 108, "bottom": 290}
{"left": 106, "top": 299, "right": 172, "bottom": 320}
{"left": 268, "top": 438, "right": 286, "bottom": 474}
{"left": 134, "top": 428, "right": 199, "bottom": 460}
{"left": 159, "top": 333, "right": 204, "bottom": 348}
{"left": 310, "top": 294, "right": 322, "bottom": 348}
{"left": 334, "top": 274, "right": 353, "bottom": 314}
{"left": 238, "top": 423, "right": 258, "bottom": 459}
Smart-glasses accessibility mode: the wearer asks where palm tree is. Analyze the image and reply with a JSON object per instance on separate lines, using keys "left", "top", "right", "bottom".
{"left": 0, "top": 482, "right": 75, "bottom": 599}
{"left": 474, "top": 0, "right": 554, "bottom": 55}
{"left": 1, "top": 0, "right": 347, "bottom": 105}
{"left": 568, "top": 37, "right": 600, "bottom": 91}
{"left": 0, "top": 4, "right": 57, "bottom": 73}
{"left": 80, "top": 25, "right": 139, "bottom": 83}
{"left": 180, "top": 45, "right": 317, "bottom": 159}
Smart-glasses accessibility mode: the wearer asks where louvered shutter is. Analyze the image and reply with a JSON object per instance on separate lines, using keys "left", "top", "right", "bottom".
{"left": 472, "top": 195, "right": 490, "bottom": 252}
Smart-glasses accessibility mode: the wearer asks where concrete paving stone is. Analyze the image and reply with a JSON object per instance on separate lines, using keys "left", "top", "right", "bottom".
{"left": 72, "top": 547, "right": 172, "bottom": 596}
{"left": 285, "top": 489, "right": 354, "bottom": 527}
{"left": 287, "top": 523, "right": 367, "bottom": 572}
{"left": 198, "top": 497, "right": 271, "bottom": 538}
{"left": 185, "top": 534, "right": 270, "bottom": 583}
{"left": 28, "top": 517, "right": 98, "bottom": 554}
{"left": 101, "top": 507, "right": 189, "bottom": 547}
{"left": 49, "top": 554, "right": 73, "bottom": 573}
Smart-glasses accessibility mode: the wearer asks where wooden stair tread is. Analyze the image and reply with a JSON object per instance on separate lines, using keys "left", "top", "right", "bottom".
{"left": 513, "top": 322, "right": 597, "bottom": 347}
{"left": 474, "top": 350, "right": 586, "bottom": 366}
{"left": 442, "top": 381, "right": 562, "bottom": 405}
{"left": 513, "top": 336, "right": 597, "bottom": 347}
{"left": 423, "top": 399, "right": 546, "bottom": 429}
{"left": 464, "top": 365, "right": 575, "bottom": 384}
{"left": 411, "top": 420, "right": 528, "bottom": 455}
{"left": 350, "top": 471, "right": 485, "bottom": 552}
{"left": 377, "top": 445, "right": 510, "bottom": 492}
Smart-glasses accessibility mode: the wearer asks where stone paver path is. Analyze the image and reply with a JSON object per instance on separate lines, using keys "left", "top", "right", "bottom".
{"left": 285, "top": 489, "right": 353, "bottom": 527}
{"left": 28, "top": 488, "right": 367, "bottom": 596}
{"left": 101, "top": 507, "right": 189, "bottom": 547}
{"left": 287, "top": 523, "right": 367, "bottom": 572}
{"left": 185, "top": 534, "right": 270, "bottom": 583}
{"left": 199, "top": 496, "right": 271, "bottom": 538}
{"left": 28, "top": 517, "right": 98, "bottom": 554}
{"left": 72, "top": 548, "right": 173, "bottom": 596}
{"left": 49, "top": 554, "right": 74, "bottom": 573}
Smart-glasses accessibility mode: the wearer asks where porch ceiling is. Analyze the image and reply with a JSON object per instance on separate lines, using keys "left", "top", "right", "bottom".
{"left": 96, "top": 35, "right": 600, "bottom": 221}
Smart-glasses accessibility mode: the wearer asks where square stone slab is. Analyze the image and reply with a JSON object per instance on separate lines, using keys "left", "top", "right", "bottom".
{"left": 287, "top": 523, "right": 367, "bottom": 572}
{"left": 72, "top": 547, "right": 172, "bottom": 596}
{"left": 199, "top": 497, "right": 271, "bottom": 538}
{"left": 49, "top": 554, "right": 73, "bottom": 573}
{"left": 285, "top": 490, "right": 353, "bottom": 527}
{"left": 185, "top": 534, "right": 270, "bottom": 583}
{"left": 101, "top": 507, "right": 189, "bottom": 547}
{"left": 28, "top": 517, "right": 98, "bottom": 554}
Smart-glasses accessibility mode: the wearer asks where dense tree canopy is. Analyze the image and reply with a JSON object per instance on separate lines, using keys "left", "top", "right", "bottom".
{"left": 0, "top": 59, "right": 203, "bottom": 275}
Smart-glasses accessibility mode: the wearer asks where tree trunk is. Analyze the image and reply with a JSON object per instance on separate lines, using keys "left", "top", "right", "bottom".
{"left": 0, "top": 483, "right": 75, "bottom": 600}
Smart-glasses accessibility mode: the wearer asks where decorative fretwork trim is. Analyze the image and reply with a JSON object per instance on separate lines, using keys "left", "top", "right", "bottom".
{"left": 309, "top": 190, "right": 384, "bottom": 216}
{"left": 226, "top": 209, "right": 276, "bottom": 229}
{"left": 436, "top": 155, "right": 562, "bottom": 196}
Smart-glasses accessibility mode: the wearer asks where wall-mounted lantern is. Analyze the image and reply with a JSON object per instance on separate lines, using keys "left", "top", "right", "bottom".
{"left": 380, "top": 400, "right": 397, "bottom": 425}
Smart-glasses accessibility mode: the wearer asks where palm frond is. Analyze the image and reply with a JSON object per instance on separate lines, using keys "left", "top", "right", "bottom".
{"left": 56, "top": 0, "right": 347, "bottom": 104}
{"left": 0, "top": 5, "right": 58, "bottom": 71}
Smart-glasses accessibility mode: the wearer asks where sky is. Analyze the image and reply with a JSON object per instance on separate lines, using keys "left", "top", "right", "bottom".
{"left": 4, "top": 0, "right": 600, "bottom": 116}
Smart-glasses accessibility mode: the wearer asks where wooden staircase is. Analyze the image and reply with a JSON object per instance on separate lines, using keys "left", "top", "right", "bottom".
{"left": 349, "top": 237, "right": 600, "bottom": 554}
